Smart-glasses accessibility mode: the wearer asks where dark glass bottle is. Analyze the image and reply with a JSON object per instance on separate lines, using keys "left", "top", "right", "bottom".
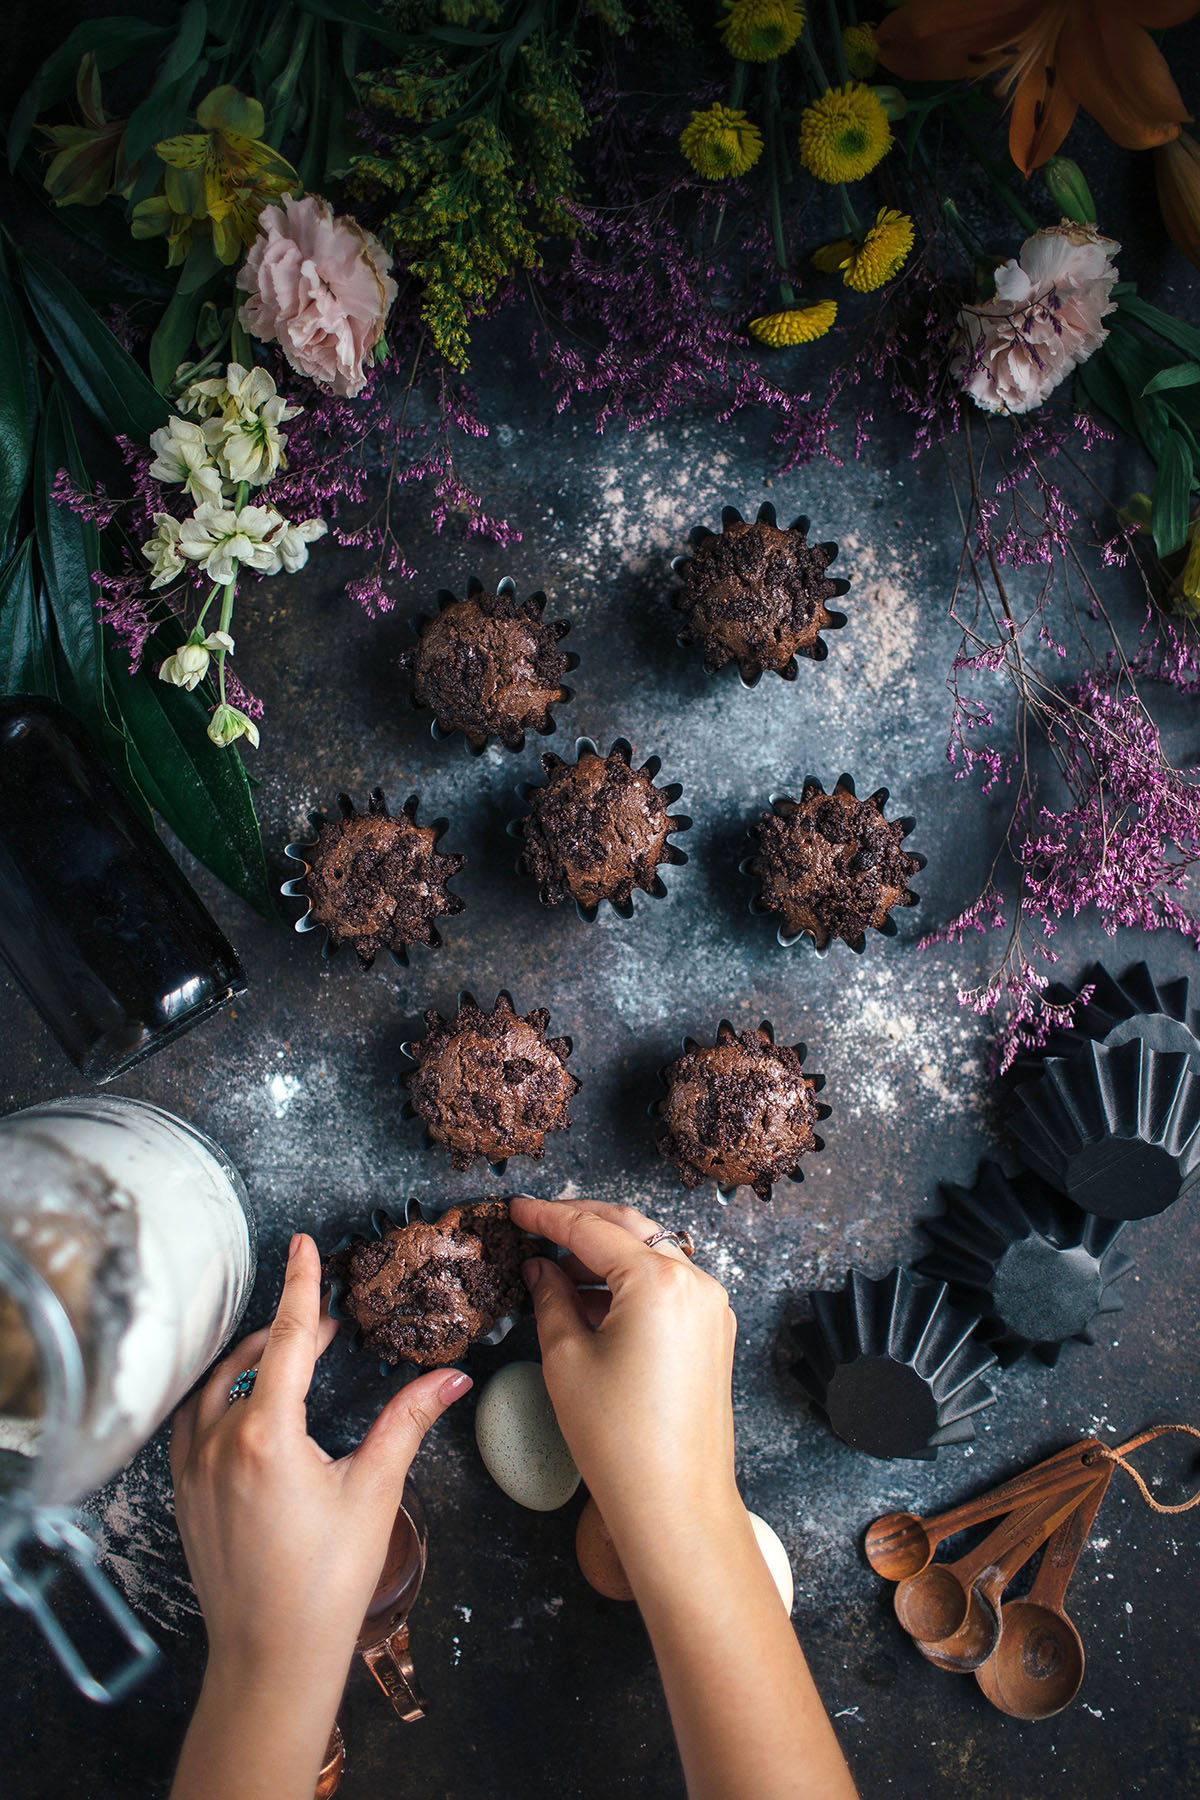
{"left": 0, "top": 696, "right": 246, "bottom": 1079}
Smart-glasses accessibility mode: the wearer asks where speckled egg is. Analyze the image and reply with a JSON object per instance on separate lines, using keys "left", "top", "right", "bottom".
{"left": 748, "top": 1512, "right": 794, "bottom": 1614}
{"left": 474, "top": 1361, "right": 581, "bottom": 1511}
{"left": 575, "top": 1496, "right": 635, "bottom": 1601}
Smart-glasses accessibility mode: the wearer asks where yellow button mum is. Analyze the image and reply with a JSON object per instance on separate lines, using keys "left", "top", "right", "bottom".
{"left": 749, "top": 300, "right": 837, "bottom": 347}
{"left": 842, "top": 23, "right": 878, "bottom": 81}
{"left": 680, "top": 104, "right": 764, "bottom": 179}
{"left": 797, "top": 83, "right": 891, "bottom": 184}
{"left": 721, "top": 0, "right": 805, "bottom": 63}
{"left": 839, "top": 208, "right": 915, "bottom": 292}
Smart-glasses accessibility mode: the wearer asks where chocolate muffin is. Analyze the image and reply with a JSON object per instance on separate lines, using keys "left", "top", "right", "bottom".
{"left": 671, "top": 502, "right": 848, "bottom": 684}
{"left": 745, "top": 775, "right": 923, "bottom": 952}
{"left": 288, "top": 789, "right": 465, "bottom": 968}
{"left": 657, "top": 1021, "right": 825, "bottom": 1199}
{"left": 405, "top": 992, "right": 579, "bottom": 1170}
{"left": 517, "top": 739, "right": 690, "bottom": 915}
{"left": 400, "top": 576, "right": 572, "bottom": 752}
{"left": 334, "top": 1201, "right": 533, "bottom": 1367}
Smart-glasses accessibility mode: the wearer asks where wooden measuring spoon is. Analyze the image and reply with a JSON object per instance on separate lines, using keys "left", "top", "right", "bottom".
{"left": 865, "top": 1439, "right": 1103, "bottom": 1581}
{"left": 974, "top": 1460, "right": 1114, "bottom": 1718}
{"left": 909, "top": 1477, "right": 1104, "bottom": 1674}
{"left": 893, "top": 1472, "right": 1096, "bottom": 1646}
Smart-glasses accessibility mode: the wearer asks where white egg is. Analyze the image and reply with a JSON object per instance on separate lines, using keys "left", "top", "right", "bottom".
{"left": 474, "top": 1361, "right": 581, "bottom": 1511}
{"left": 747, "top": 1511, "right": 794, "bottom": 1614}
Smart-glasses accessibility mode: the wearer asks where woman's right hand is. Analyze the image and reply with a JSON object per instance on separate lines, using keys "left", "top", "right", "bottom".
{"left": 506, "top": 1196, "right": 741, "bottom": 1553}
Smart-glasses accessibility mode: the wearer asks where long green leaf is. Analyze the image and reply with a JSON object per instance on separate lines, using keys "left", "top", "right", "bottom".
{"left": 291, "top": 0, "right": 409, "bottom": 52}
{"left": 149, "top": 283, "right": 206, "bottom": 392}
{"left": 0, "top": 537, "right": 57, "bottom": 695}
{"left": 0, "top": 276, "right": 37, "bottom": 554}
{"left": 1117, "top": 292, "right": 1200, "bottom": 365}
{"left": 1142, "top": 363, "right": 1200, "bottom": 397}
{"left": 106, "top": 620, "right": 276, "bottom": 919}
{"left": 8, "top": 18, "right": 172, "bottom": 166}
{"left": 1152, "top": 428, "right": 1193, "bottom": 559}
{"left": 18, "top": 249, "right": 168, "bottom": 443}
{"left": 15, "top": 150, "right": 173, "bottom": 284}
{"left": 33, "top": 385, "right": 120, "bottom": 756}
{"left": 122, "top": 0, "right": 209, "bottom": 172}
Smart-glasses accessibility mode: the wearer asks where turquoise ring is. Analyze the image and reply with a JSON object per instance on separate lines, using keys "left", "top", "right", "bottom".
{"left": 226, "top": 1367, "right": 259, "bottom": 1405}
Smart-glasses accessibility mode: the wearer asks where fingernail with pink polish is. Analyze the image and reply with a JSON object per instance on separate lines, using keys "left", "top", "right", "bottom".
{"left": 522, "top": 1257, "right": 542, "bottom": 1291}
{"left": 440, "top": 1372, "right": 473, "bottom": 1404}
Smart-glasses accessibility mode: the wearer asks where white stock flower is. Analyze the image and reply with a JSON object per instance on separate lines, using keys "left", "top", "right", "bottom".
{"left": 956, "top": 223, "right": 1120, "bottom": 416}
{"left": 181, "top": 362, "right": 302, "bottom": 486}
{"left": 141, "top": 513, "right": 185, "bottom": 588}
{"left": 155, "top": 629, "right": 236, "bottom": 692}
{"left": 268, "top": 514, "right": 328, "bottom": 573}
{"left": 207, "top": 703, "right": 260, "bottom": 750}
{"left": 148, "top": 417, "right": 224, "bottom": 505}
{"left": 178, "top": 501, "right": 285, "bottom": 585}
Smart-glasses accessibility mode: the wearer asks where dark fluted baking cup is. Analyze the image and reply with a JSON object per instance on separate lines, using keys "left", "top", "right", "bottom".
{"left": 651, "top": 1019, "right": 830, "bottom": 1202}
{"left": 1009, "top": 958, "right": 1200, "bottom": 1086}
{"left": 507, "top": 736, "right": 692, "bottom": 923}
{"left": 788, "top": 1266, "right": 998, "bottom": 1461}
{"left": 915, "top": 1160, "right": 1135, "bottom": 1367}
{"left": 670, "top": 501, "right": 850, "bottom": 688}
{"left": 281, "top": 788, "right": 464, "bottom": 968}
{"left": 1009, "top": 1037, "right": 1200, "bottom": 1221}
{"left": 739, "top": 773, "right": 925, "bottom": 956}
{"left": 400, "top": 575, "right": 577, "bottom": 756}
{"left": 401, "top": 988, "right": 578, "bottom": 1175}
{"left": 323, "top": 1200, "right": 544, "bottom": 1375}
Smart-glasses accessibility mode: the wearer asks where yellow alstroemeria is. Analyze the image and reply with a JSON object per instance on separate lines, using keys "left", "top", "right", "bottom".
{"left": 131, "top": 86, "right": 298, "bottom": 267}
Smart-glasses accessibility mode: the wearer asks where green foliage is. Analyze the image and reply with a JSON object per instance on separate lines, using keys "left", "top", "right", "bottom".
{"left": 350, "top": 1, "right": 594, "bottom": 367}
{"left": 0, "top": 252, "right": 274, "bottom": 917}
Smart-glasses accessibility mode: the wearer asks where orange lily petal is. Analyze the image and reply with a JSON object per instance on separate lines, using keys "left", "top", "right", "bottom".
{"left": 1058, "top": 10, "right": 1191, "bottom": 151}
{"left": 876, "top": 0, "right": 1047, "bottom": 82}
{"left": 1125, "top": 0, "right": 1200, "bottom": 24}
{"left": 1006, "top": 51, "right": 1079, "bottom": 174}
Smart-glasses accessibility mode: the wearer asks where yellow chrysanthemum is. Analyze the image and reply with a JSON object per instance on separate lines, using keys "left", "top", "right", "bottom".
{"left": 748, "top": 299, "right": 837, "bottom": 346}
{"left": 797, "top": 83, "right": 891, "bottom": 184}
{"left": 680, "top": 104, "right": 764, "bottom": 180}
{"left": 842, "top": 23, "right": 878, "bottom": 80}
{"left": 811, "top": 236, "right": 852, "bottom": 274}
{"left": 721, "top": 0, "right": 804, "bottom": 63}
{"left": 839, "top": 208, "right": 915, "bottom": 292}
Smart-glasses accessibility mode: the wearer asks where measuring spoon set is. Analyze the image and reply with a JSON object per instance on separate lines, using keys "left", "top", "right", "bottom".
{"left": 865, "top": 1439, "right": 1113, "bottom": 1719}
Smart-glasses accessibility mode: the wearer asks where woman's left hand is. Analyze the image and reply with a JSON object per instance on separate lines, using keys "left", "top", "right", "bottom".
{"left": 168, "top": 1232, "right": 471, "bottom": 1800}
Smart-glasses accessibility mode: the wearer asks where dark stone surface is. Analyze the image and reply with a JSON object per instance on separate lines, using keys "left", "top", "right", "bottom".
{"left": 3, "top": 14, "right": 1200, "bottom": 1798}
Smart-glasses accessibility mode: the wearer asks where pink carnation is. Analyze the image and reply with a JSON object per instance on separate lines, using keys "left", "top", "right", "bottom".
{"left": 955, "top": 223, "right": 1120, "bottom": 416}
{"left": 236, "top": 194, "right": 397, "bottom": 399}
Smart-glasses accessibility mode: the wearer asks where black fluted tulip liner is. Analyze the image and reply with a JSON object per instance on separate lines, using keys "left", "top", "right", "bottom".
{"left": 1009, "top": 958, "right": 1200, "bottom": 1085}
{"left": 789, "top": 1267, "right": 997, "bottom": 1461}
{"left": 915, "top": 1161, "right": 1135, "bottom": 1367}
{"left": 1009, "top": 1038, "right": 1200, "bottom": 1220}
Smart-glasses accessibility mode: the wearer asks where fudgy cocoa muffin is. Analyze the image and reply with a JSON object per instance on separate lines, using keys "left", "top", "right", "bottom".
{"left": 518, "top": 740, "right": 690, "bottom": 913}
{"left": 400, "top": 578, "right": 571, "bottom": 751}
{"left": 657, "top": 1022, "right": 823, "bottom": 1199}
{"left": 746, "top": 776, "right": 922, "bottom": 952}
{"left": 333, "top": 1201, "right": 533, "bottom": 1367}
{"left": 406, "top": 993, "right": 579, "bottom": 1169}
{"left": 295, "top": 790, "right": 465, "bottom": 968}
{"left": 672, "top": 504, "right": 847, "bottom": 683}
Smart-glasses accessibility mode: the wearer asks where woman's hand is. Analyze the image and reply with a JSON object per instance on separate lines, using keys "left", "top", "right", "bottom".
{"left": 506, "top": 1196, "right": 741, "bottom": 1552}
{"left": 168, "top": 1232, "right": 471, "bottom": 1800}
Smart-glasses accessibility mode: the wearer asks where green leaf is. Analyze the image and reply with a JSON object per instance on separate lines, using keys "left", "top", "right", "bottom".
{"left": 18, "top": 249, "right": 168, "bottom": 443}
{"left": 1152, "top": 429, "right": 1194, "bottom": 559}
{"left": 122, "top": 0, "right": 209, "bottom": 173}
{"left": 149, "top": 282, "right": 206, "bottom": 391}
{"left": 0, "top": 274, "right": 38, "bottom": 553}
{"left": 106, "top": 618, "right": 276, "bottom": 919}
{"left": 1142, "top": 363, "right": 1200, "bottom": 397}
{"left": 33, "top": 385, "right": 119, "bottom": 756}
{"left": 14, "top": 149, "right": 173, "bottom": 284}
{"left": 8, "top": 17, "right": 172, "bottom": 167}
{"left": 1116, "top": 292, "right": 1200, "bottom": 365}
{"left": 0, "top": 536, "right": 57, "bottom": 695}
{"left": 290, "top": 0, "right": 409, "bottom": 52}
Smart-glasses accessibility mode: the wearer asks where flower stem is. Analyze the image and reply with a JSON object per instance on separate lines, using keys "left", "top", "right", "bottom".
{"left": 193, "top": 582, "right": 221, "bottom": 636}
{"left": 950, "top": 100, "right": 1039, "bottom": 235}
{"left": 825, "top": 0, "right": 849, "bottom": 85}
{"left": 799, "top": 23, "right": 831, "bottom": 96}
{"left": 765, "top": 64, "right": 790, "bottom": 279}
{"left": 729, "top": 60, "right": 748, "bottom": 109}
{"left": 215, "top": 583, "right": 236, "bottom": 706}
{"left": 837, "top": 183, "right": 862, "bottom": 238}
